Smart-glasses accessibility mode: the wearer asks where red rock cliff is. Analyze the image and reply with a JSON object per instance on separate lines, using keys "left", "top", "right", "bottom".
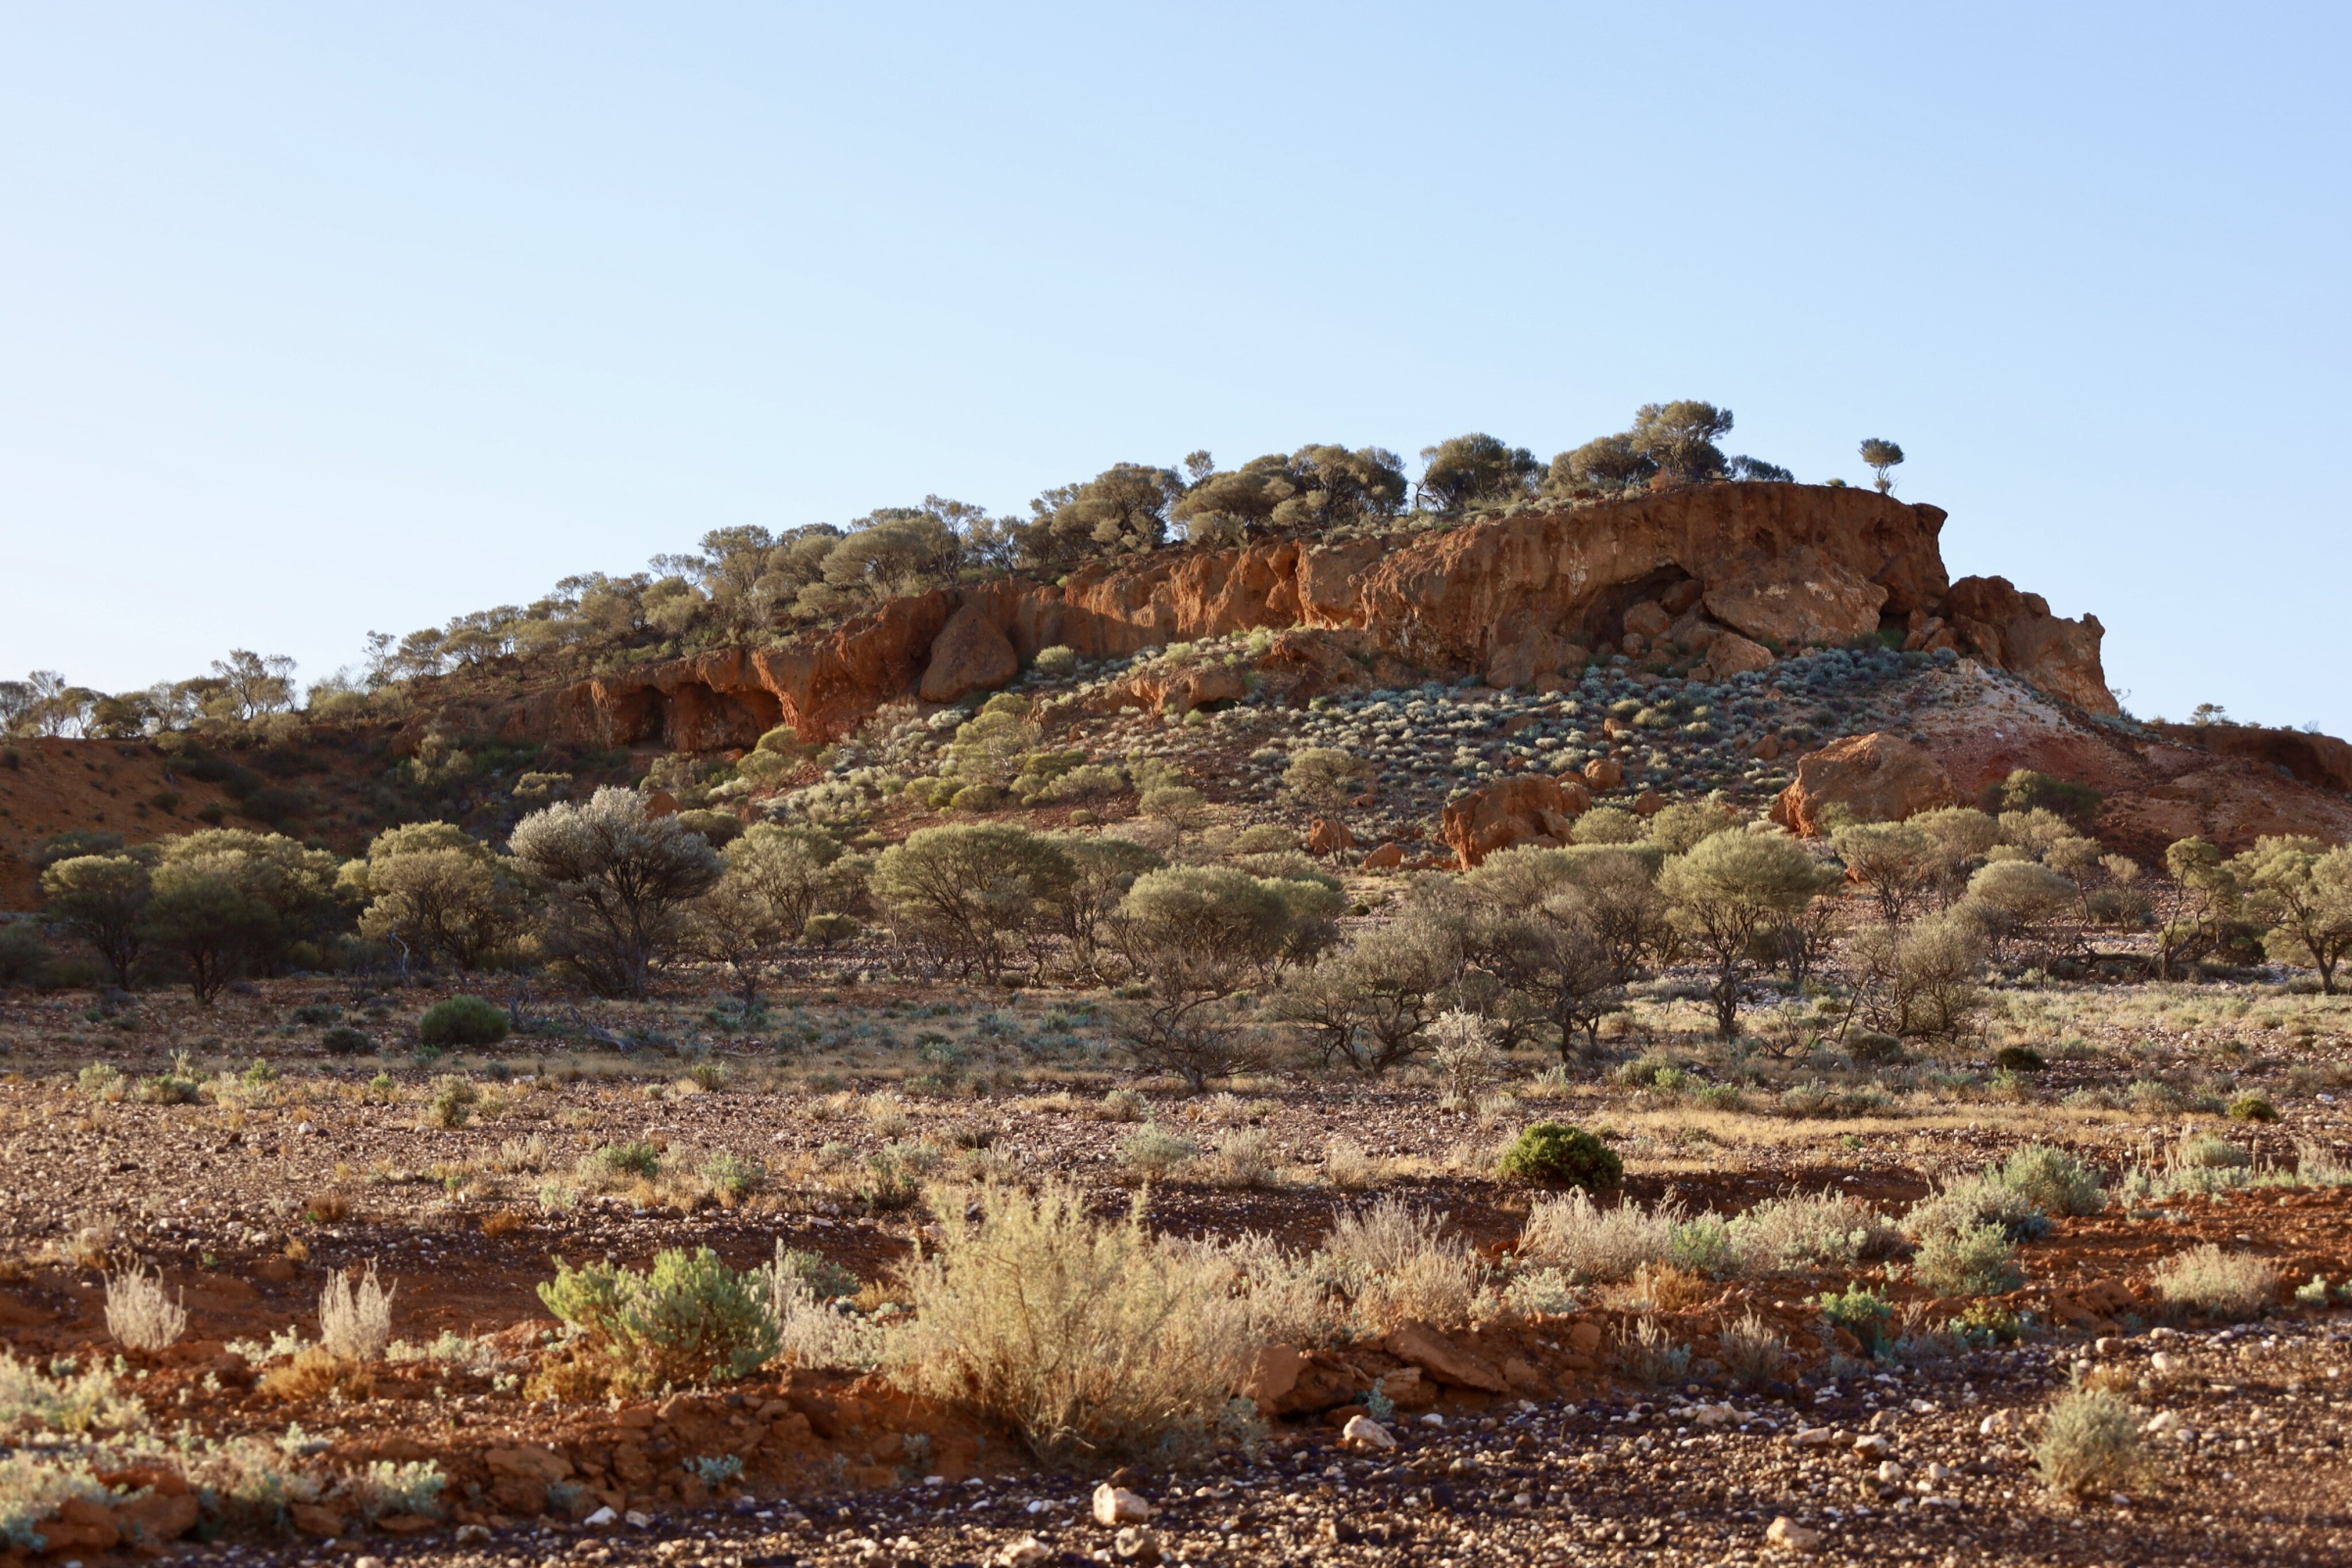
{"left": 541, "top": 485, "right": 2113, "bottom": 749}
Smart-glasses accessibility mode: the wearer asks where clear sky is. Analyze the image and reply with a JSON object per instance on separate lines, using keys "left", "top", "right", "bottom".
{"left": 2, "top": 3, "right": 2345, "bottom": 733}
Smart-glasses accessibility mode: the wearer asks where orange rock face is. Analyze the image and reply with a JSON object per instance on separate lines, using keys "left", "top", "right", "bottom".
{"left": 1442, "top": 775, "right": 1591, "bottom": 868}
{"left": 540, "top": 484, "right": 2117, "bottom": 748}
{"left": 1770, "top": 732, "right": 1961, "bottom": 837}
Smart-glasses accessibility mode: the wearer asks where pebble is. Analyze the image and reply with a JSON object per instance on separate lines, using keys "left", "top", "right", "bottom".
{"left": 1340, "top": 1414, "right": 1397, "bottom": 1450}
{"left": 1791, "top": 1426, "right": 1838, "bottom": 1446}
{"left": 1766, "top": 1515, "right": 1824, "bottom": 1553}
{"left": 354, "top": 1559, "right": 385, "bottom": 1568}
{"left": 582, "top": 1508, "right": 618, "bottom": 1527}
{"left": 1092, "top": 1483, "right": 1154, "bottom": 1526}
{"left": 1852, "top": 1434, "right": 1892, "bottom": 1459}
{"left": 1978, "top": 1410, "right": 2015, "bottom": 1436}
{"left": 1112, "top": 1524, "right": 1162, "bottom": 1563}
{"left": 993, "top": 1536, "right": 1048, "bottom": 1567}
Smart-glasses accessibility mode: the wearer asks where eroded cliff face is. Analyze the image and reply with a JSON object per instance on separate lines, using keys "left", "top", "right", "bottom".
{"left": 539, "top": 485, "right": 2113, "bottom": 750}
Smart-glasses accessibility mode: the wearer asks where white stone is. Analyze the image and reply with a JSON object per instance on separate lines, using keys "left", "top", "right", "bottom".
{"left": 582, "top": 1508, "right": 618, "bottom": 1528}
{"left": 1766, "top": 1515, "right": 1824, "bottom": 1553}
{"left": 1978, "top": 1411, "right": 2015, "bottom": 1437}
{"left": 1340, "top": 1414, "right": 1397, "bottom": 1451}
{"left": 1852, "top": 1434, "right": 1891, "bottom": 1459}
{"left": 995, "top": 1536, "right": 1049, "bottom": 1567}
{"left": 1092, "top": 1484, "right": 1154, "bottom": 1527}
{"left": 1876, "top": 1461, "right": 1905, "bottom": 1484}
{"left": 1791, "top": 1427, "right": 1838, "bottom": 1447}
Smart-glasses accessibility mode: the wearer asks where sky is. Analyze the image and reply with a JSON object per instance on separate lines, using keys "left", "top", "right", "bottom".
{"left": 2, "top": 3, "right": 2346, "bottom": 733}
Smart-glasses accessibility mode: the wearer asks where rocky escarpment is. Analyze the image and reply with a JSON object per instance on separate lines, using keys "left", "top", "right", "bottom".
{"left": 532, "top": 485, "right": 2114, "bottom": 750}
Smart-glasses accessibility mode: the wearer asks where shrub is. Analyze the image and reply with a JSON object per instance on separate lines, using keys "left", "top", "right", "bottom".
{"left": 103, "top": 1267, "right": 187, "bottom": 1352}
{"left": 339, "top": 1458, "right": 447, "bottom": 1523}
{"left": 888, "top": 1183, "right": 1259, "bottom": 1461}
{"left": 1715, "top": 1311, "right": 1789, "bottom": 1389}
{"left": 1326, "top": 1201, "right": 1484, "bottom": 1334}
{"left": 1993, "top": 1044, "right": 2045, "bottom": 1071}
{"left": 593, "top": 1140, "right": 663, "bottom": 1179}
{"left": 802, "top": 912, "right": 858, "bottom": 947}
{"left": 417, "top": 996, "right": 509, "bottom": 1048}
{"left": 1429, "top": 1009, "right": 1498, "bottom": 1111}
{"left": 1612, "top": 1318, "right": 1691, "bottom": 1386}
{"left": 1496, "top": 1123, "right": 1622, "bottom": 1190}
{"left": 1912, "top": 1222, "right": 2024, "bottom": 1297}
{"left": 1118, "top": 1124, "right": 1198, "bottom": 1179}
{"left": 1904, "top": 1174, "right": 2049, "bottom": 1246}
{"left": 539, "top": 1247, "right": 778, "bottom": 1393}
{"left": 425, "top": 1075, "right": 480, "bottom": 1129}
{"left": 1032, "top": 645, "right": 1078, "bottom": 677}
{"left": 0, "top": 922, "right": 52, "bottom": 989}
{"left": 1994, "top": 1144, "right": 2106, "bottom": 1216}
{"left": 1517, "top": 1189, "right": 1668, "bottom": 1280}
{"left": 1817, "top": 1284, "right": 1893, "bottom": 1356}
{"left": 703, "top": 1151, "right": 767, "bottom": 1204}
{"left": 766, "top": 1246, "right": 858, "bottom": 1302}
{"left": 2227, "top": 1094, "right": 2279, "bottom": 1123}
{"left": 319, "top": 1264, "right": 395, "bottom": 1361}
{"left": 2152, "top": 1244, "right": 2276, "bottom": 1320}
{"left": 1730, "top": 1193, "right": 1902, "bottom": 1272}
{"left": 320, "top": 1025, "right": 372, "bottom": 1055}
{"left": 2032, "top": 1385, "right": 2145, "bottom": 1497}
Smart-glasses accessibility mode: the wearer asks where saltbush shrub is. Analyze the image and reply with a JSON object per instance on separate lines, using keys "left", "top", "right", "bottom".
{"left": 1496, "top": 1123, "right": 1622, "bottom": 1191}
{"left": 320, "top": 1025, "right": 372, "bottom": 1055}
{"left": 538, "top": 1247, "right": 777, "bottom": 1393}
{"left": 417, "top": 996, "right": 509, "bottom": 1048}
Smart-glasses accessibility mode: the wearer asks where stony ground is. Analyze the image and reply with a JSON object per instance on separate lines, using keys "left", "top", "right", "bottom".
{"left": 2, "top": 971, "right": 2351, "bottom": 1567}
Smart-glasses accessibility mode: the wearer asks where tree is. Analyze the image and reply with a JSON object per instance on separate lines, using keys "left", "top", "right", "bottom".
{"left": 1417, "top": 434, "right": 1541, "bottom": 513}
{"left": 2228, "top": 837, "right": 2352, "bottom": 994}
{"left": 343, "top": 823, "right": 529, "bottom": 974}
{"left": 208, "top": 651, "right": 299, "bottom": 722}
{"left": 1547, "top": 435, "right": 1657, "bottom": 494}
{"left": 1462, "top": 897, "right": 1623, "bottom": 1063}
{"left": 1958, "top": 859, "right": 2077, "bottom": 967}
{"left": 140, "top": 831, "right": 342, "bottom": 1003}
{"left": 1054, "top": 835, "right": 1165, "bottom": 982}
{"left": 1279, "top": 445, "right": 1408, "bottom": 531}
{"left": 1628, "top": 401, "right": 1734, "bottom": 483}
{"left": 688, "top": 824, "right": 868, "bottom": 1005}
{"left": 1021, "top": 464, "right": 1184, "bottom": 572}
{"left": 509, "top": 788, "right": 724, "bottom": 997}
{"left": 1844, "top": 912, "right": 1985, "bottom": 1040}
{"left": 1829, "top": 820, "right": 1940, "bottom": 923}
{"left": 1107, "top": 867, "right": 1309, "bottom": 1091}
{"left": 1660, "top": 831, "right": 1840, "bottom": 1038}
{"left": 40, "top": 854, "right": 152, "bottom": 988}
{"left": 821, "top": 510, "right": 964, "bottom": 604}
{"left": 1858, "top": 438, "right": 1905, "bottom": 494}
{"left": 871, "top": 824, "right": 1076, "bottom": 981}
{"left": 1283, "top": 747, "right": 1374, "bottom": 815}
{"left": 1271, "top": 905, "right": 1463, "bottom": 1078}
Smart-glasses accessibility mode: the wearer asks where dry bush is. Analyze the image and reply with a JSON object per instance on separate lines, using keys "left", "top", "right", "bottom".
{"left": 1728, "top": 1192, "right": 1902, "bottom": 1273}
{"left": 494, "top": 1134, "right": 548, "bottom": 1174}
{"left": 1430, "top": 1009, "right": 1498, "bottom": 1111}
{"left": 1096, "top": 1089, "right": 1147, "bottom": 1122}
{"left": 103, "top": 1265, "right": 187, "bottom": 1352}
{"left": 479, "top": 1209, "right": 528, "bottom": 1238}
{"left": 257, "top": 1346, "right": 372, "bottom": 1402}
{"left": 1118, "top": 1124, "right": 1198, "bottom": 1179}
{"left": 1195, "top": 1128, "right": 1278, "bottom": 1189}
{"left": 2032, "top": 1385, "right": 2148, "bottom": 1497}
{"left": 1324, "top": 1198, "right": 1484, "bottom": 1333}
{"left": 888, "top": 1184, "right": 1259, "bottom": 1462}
{"left": 2152, "top": 1244, "right": 2276, "bottom": 1320}
{"left": 1715, "top": 1311, "right": 1789, "bottom": 1389}
{"left": 320, "top": 1263, "right": 395, "bottom": 1361}
{"left": 1601, "top": 1262, "right": 1708, "bottom": 1313}
{"left": 1323, "top": 1137, "right": 1379, "bottom": 1191}
{"left": 1518, "top": 1190, "right": 1676, "bottom": 1283}
{"left": 1612, "top": 1317, "right": 1691, "bottom": 1385}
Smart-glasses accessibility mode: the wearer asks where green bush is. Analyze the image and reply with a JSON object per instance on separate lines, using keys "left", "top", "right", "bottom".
{"left": 426, "top": 1075, "right": 480, "bottom": 1129}
{"left": 2226, "top": 1095, "right": 2278, "bottom": 1123}
{"left": 2032, "top": 1386, "right": 2145, "bottom": 1497}
{"left": 1496, "top": 1123, "right": 1623, "bottom": 1191}
{"left": 320, "top": 1025, "right": 372, "bottom": 1055}
{"left": 417, "top": 996, "right": 510, "bottom": 1048}
{"left": 674, "top": 809, "right": 744, "bottom": 847}
{"left": 538, "top": 1247, "right": 777, "bottom": 1392}
{"left": 802, "top": 912, "right": 859, "bottom": 947}
{"left": 1994, "top": 1144, "right": 2106, "bottom": 1215}
{"left": 0, "top": 921, "right": 52, "bottom": 989}
{"left": 594, "top": 1140, "right": 663, "bottom": 1179}
{"left": 1817, "top": 1284, "right": 1893, "bottom": 1355}
{"left": 1993, "top": 1044, "right": 2046, "bottom": 1071}
{"left": 1912, "top": 1221, "right": 2024, "bottom": 1297}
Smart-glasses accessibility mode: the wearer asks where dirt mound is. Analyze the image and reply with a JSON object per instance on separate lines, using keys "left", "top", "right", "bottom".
{"left": 0, "top": 740, "right": 246, "bottom": 910}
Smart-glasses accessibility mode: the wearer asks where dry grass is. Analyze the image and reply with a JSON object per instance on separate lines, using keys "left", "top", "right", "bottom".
{"left": 103, "top": 1265, "right": 186, "bottom": 1352}
{"left": 2152, "top": 1244, "right": 2277, "bottom": 1320}
{"left": 1600, "top": 1262, "right": 1709, "bottom": 1313}
{"left": 887, "top": 1183, "right": 1259, "bottom": 1462}
{"left": 319, "top": 1263, "right": 395, "bottom": 1361}
{"left": 1715, "top": 1311, "right": 1789, "bottom": 1389}
{"left": 1323, "top": 1137, "right": 1379, "bottom": 1191}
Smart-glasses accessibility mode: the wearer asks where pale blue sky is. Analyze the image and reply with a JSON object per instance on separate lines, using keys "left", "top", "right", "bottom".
{"left": 2, "top": 4, "right": 2345, "bottom": 732}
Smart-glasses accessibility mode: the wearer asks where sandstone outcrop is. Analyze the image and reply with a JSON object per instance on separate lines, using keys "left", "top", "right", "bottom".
{"left": 1442, "top": 774, "right": 1591, "bottom": 868}
{"left": 1770, "top": 732, "right": 1960, "bottom": 837}
{"left": 2148, "top": 723, "right": 2352, "bottom": 796}
{"left": 540, "top": 485, "right": 2117, "bottom": 750}
{"left": 918, "top": 602, "right": 1019, "bottom": 702}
